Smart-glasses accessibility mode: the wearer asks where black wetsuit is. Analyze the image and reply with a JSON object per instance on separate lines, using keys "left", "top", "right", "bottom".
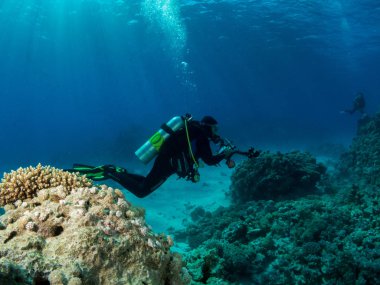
{"left": 345, "top": 94, "right": 366, "bottom": 114}
{"left": 106, "top": 122, "right": 225, "bottom": 198}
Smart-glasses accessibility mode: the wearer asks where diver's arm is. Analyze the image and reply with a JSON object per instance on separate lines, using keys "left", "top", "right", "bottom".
{"left": 197, "top": 137, "right": 225, "bottom": 165}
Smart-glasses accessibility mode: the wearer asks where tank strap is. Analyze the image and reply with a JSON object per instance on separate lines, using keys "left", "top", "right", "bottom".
{"left": 161, "top": 123, "right": 175, "bottom": 135}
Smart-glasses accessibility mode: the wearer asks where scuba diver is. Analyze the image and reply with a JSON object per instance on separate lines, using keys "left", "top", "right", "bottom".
{"left": 341, "top": 92, "right": 366, "bottom": 115}
{"left": 67, "top": 115, "right": 260, "bottom": 198}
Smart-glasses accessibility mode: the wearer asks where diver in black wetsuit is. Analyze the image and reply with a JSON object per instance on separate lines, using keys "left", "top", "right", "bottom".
{"left": 341, "top": 92, "right": 366, "bottom": 115}
{"left": 68, "top": 116, "right": 234, "bottom": 198}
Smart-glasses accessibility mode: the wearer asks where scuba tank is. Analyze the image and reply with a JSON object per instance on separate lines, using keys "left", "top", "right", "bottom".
{"left": 135, "top": 115, "right": 191, "bottom": 164}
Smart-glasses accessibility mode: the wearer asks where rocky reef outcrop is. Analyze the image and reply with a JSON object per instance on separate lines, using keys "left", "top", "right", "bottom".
{"left": 230, "top": 151, "right": 327, "bottom": 203}
{"left": 177, "top": 184, "right": 380, "bottom": 284}
{"left": 175, "top": 123, "right": 380, "bottom": 284}
{"left": 0, "top": 165, "right": 190, "bottom": 285}
{"left": 339, "top": 113, "right": 380, "bottom": 186}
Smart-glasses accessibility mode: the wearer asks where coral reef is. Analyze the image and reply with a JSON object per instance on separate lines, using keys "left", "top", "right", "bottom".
{"left": 230, "top": 151, "right": 327, "bottom": 203}
{"left": 0, "top": 164, "right": 92, "bottom": 207}
{"left": 177, "top": 185, "right": 380, "bottom": 284}
{"left": 339, "top": 113, "right": 380, "bottom": 186}
{"left": 0, "top": 167, "right": 190, "bottom": 285}
{"left": 176, "top": 120, "right": 380, "bottom": 284}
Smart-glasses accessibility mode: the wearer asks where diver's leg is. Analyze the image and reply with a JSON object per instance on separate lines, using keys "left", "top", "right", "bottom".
{"left": 106, "top": 172, "right": 146, "bottom": 197}
{"left": 140, "top": 157, "right": 174, "bottom": 197}
{"left": 106, "top": 156, "right": 174, "bottom": 198}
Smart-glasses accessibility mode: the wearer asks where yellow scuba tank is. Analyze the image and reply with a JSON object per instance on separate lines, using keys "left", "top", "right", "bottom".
{"left": 135, "top": 115, "right": 190, "bottom": 164}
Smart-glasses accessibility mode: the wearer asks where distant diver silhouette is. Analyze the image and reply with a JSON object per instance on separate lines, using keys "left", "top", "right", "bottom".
{"left": 341, "top": 92, "right": 366, "bottom": 115}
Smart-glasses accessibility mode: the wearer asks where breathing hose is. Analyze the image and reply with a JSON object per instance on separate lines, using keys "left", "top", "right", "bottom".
{"left": 184, "top": 119, "right": 198, "bottom": 168}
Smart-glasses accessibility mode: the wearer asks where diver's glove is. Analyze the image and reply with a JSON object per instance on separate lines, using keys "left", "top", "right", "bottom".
{"left": 220, "top": 146, "right": 236, "bottom": 168}
{"left": 218, "top": 145, "right": 235, "bottom": 158}
{"left": 222, "top": 147, "right": 235, "bottom": 158}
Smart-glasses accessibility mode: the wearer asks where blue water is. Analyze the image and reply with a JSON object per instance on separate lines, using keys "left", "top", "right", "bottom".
{"left": 0, "top": 0, "right": 379, "bottom": 170}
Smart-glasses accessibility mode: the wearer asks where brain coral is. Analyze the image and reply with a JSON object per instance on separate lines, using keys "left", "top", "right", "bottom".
{"left": 0, "top": 164, "right": 92, "bottom": 207}
{"left": 0, "top": 182, "right": 190, "bottom": 284}
{"left": 230, "top": 151, "right": 326, "bottom": 203}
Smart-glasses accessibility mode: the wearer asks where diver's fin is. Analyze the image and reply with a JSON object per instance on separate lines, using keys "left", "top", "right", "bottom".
{"left": 67, "top": 164, "right": 109, "bottom": 181}
{"left": 72, "top": 164, "right": 98, "bottom": 171}
{"left": 67, "top": 164, "right": 128, "bottom": 181}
